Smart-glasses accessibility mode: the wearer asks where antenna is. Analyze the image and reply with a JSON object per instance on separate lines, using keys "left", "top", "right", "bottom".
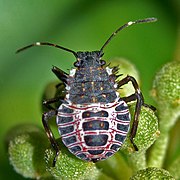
{"left": 16, "top": 42, "right": 78, "bottom": 57}
{"left": 100, "top": 17, "right": 157, "bottom": 53}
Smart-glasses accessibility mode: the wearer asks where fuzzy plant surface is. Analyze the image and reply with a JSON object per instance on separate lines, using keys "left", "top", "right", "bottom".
{"left": 6, "top": 58, "right": 179, "bottom": 179}
{"left": 148, "top": 61, "right": 180, "bottom": 176}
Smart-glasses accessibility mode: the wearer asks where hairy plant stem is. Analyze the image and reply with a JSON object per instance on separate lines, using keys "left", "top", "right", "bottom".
{"left": 128, "top": 150, "right": 146, "bottom": 173}
{"left": 148, "top": 105, "right": 180, "bottom": 168}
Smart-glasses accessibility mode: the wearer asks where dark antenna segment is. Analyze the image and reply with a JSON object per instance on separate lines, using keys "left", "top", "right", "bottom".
{"left": 16, "top": 18, "right": 157, "bottom": 57}
{"left": 100, "top": 17, "right": 157, "bottom": 53}
{"left": 16, "top": 42, "right": 78, "bottom": 57}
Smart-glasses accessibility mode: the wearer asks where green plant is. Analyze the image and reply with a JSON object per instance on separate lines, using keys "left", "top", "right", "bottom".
{"left": 6, "top": 58, "right": 179, "bottom": 179}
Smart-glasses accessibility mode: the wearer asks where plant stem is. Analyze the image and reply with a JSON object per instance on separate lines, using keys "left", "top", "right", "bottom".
{"left": 128, "top": 150, "right": 146, "bottom": 173}
{"left": 148, "top": 105, "right": 180, "bottom": 168}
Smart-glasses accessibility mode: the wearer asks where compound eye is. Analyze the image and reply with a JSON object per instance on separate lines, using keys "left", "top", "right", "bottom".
{"left": 74, "top": 61, "right": 81, "bottom": 67}
{"left": 100, "top": 60, "right": 106, "bottom": 66}
{"left": 74, "top": 61, "right": 79, "bottom": 67}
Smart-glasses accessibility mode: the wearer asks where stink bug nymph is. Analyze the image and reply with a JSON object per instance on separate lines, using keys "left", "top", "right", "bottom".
{"left": 17, "top": 17, "right": 157, "bottom": 166}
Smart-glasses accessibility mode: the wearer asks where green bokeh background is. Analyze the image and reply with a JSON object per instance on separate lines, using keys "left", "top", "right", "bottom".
{"left": 0, "top": 0, "right": 179, "bottom": 179}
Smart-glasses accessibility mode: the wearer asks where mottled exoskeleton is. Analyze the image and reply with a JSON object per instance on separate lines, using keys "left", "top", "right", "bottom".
{"left": 17, "top": 17, "right": 157, "bottom": 166}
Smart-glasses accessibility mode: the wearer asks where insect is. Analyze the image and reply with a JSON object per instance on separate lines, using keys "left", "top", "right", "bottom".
{"left": 17, "top": 17, "right": 157, "bottom": 166}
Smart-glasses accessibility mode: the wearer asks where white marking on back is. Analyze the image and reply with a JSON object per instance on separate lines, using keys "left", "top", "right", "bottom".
{"left": 114, "top": 83, "right": 118, "bottom": 88}
{"left": 106, "top": 67, "right": 112, "bottom": 75}
{"left": 66, "top": 85, "right": 70, "bottom": 90}
{"left": 65, "top": 93, "right": 70, "bottom": 100}
{"left": 69, "top": 68, "right": 76, "bottom": 76}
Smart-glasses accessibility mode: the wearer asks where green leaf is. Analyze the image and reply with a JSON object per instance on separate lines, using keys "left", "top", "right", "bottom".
{"left": 45, "top": 140, "right": 99, "bottom": 180}
{"left": 7, "top": 124, "right": 50, "bottom": 179}
{"left": 130, "top": 167, "right": 175, "bottom": 180}
{"left": 122, "top": 104, "right": 159, "bottom": 152}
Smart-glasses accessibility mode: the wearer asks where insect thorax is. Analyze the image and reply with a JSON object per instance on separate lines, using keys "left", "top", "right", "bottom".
{"left": 65, "top": 51, "right": 118, "bottom": 104}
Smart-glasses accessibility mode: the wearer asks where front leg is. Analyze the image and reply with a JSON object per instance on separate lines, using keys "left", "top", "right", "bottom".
{"left": 52, "top": 65, "right": 68, "bottom": 83}
{"left": 118, "top": 75, "right": 144, "bottom": 151}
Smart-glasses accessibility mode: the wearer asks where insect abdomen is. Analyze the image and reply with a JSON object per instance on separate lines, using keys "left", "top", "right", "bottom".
{"left": 57, "top": 99, "right": 130, "bottom": 162}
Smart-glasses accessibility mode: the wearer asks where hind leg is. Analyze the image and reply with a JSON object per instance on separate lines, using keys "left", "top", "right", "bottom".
{"left": 118, "top": 75, "right": 144, "bottom": 150}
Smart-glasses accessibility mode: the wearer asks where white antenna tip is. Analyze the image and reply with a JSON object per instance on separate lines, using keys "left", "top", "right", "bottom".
{"left": 36, "top": 42, "right": 41, "bottom": 46}
{"left": 127, "top": 21, "right": 134, "bottom": 26}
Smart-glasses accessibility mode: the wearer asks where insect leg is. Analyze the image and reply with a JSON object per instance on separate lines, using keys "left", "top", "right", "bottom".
{"left": 52, "top": 66, "right": 68, "bottom": 83}
{"left": 121, "top": 92, "right": 156, "bottom": 111}
{"left": 43, "top": 81, "right": 66, "bottom": 110}
{"left": 43, "top": 96, "right": 62, "bottom": 110}
{"left": 118, "top": 75, "right": 144, "bottom": 151}
{"left": 42, "top": 95, "right": 64, "bottom": 166}
{"left": 42, "top": 109, "right": 60, "bottom": 166}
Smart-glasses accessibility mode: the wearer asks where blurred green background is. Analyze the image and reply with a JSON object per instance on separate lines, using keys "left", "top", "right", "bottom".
{"left": 0, "top": 0, "right": 179, "bottom": 179}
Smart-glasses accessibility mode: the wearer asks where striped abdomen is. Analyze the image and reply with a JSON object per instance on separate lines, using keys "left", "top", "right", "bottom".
{"left": 56, "top": 98, "right": 130, "bottom": 162}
